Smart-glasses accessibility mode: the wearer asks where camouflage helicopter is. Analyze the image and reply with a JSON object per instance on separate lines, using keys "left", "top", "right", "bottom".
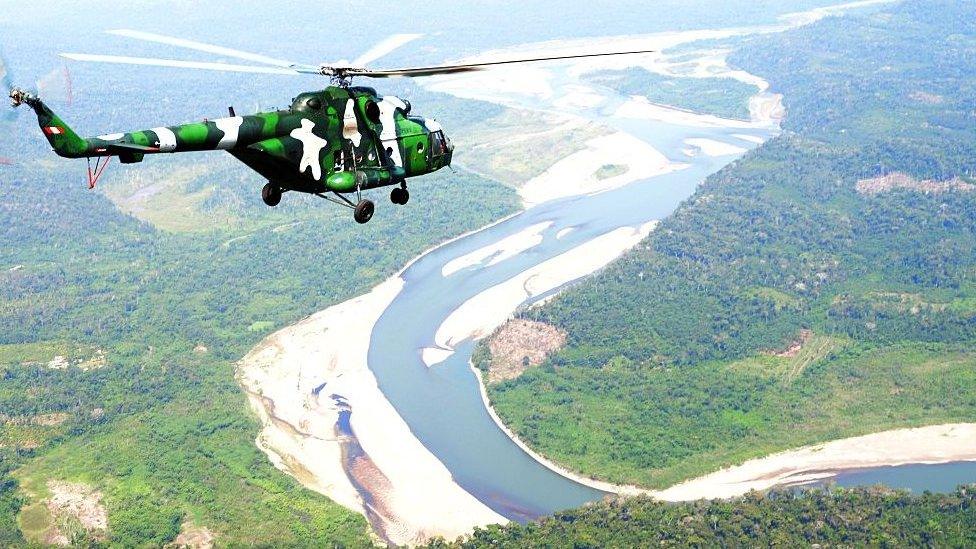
{"left": 9, "top": 31, "right": 653, "bottom": 223}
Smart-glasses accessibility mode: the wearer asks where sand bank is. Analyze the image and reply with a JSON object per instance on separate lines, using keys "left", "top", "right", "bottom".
{"left": 779, "top": 0, "right": 898, "bottom": 27}
{"left": 237, "top": 278, "right": 505, "bottom": 545}
{"left": 733, "top": 133, "right": 766, "bottom": 144}
{"left": 684, "top": 138, "right": 748, "bottom": 157}
{"left": 442, "top": 221, "right": 553, "bottom": 277}
{"left": 616, "top": 96, "right": 759, "bottom": 129}
{"left": 426, "top": 0, "right": 894, "bottom": 138}
{"left": 430, "top": 221, "right": 658, "bottom": 365}
{"left": 520, "top": 133, "right": 685, "bottom": 207}
{"left": 653, "top": 423, "right": 976, "bottom": 501}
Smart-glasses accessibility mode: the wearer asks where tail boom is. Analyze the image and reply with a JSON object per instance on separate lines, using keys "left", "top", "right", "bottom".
{"left": 11, "top": 88, "right": 294, "bottom": 162}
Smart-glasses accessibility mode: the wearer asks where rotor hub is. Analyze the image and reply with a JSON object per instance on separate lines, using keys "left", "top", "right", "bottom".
{"left": 9, "top": 87, "right": 36, "bottom": 108}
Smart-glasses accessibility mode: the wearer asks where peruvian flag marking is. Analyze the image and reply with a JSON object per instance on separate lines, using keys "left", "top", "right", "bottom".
{"left": 43, "top": 126, "right": 64, "bottom": 136}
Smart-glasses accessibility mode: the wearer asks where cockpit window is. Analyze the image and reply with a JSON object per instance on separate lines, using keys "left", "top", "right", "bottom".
{"left": 431, "top": 131, "right": 447, "bottom": 156}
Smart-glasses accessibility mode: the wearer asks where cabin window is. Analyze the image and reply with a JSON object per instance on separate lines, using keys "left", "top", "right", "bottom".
{"left": 307, "top": 97, "right": 322, "bottom": 110}
{"left": 417, "top": 142, "right": 425, "bottom": 154}
{"left": 365, "top": 100, "right": 382, "bottom": 124}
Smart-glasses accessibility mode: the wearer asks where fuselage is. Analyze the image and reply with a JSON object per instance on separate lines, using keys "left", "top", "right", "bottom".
{"left": 28, "top": 86, "right": 453, "bottom": 194}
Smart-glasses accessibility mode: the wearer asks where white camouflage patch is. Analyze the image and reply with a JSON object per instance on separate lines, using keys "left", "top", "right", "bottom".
{"left": 151, "top": 127, "right": 177, "bottom": 152}
{"left": 342, "top": 99, "right": 362, "bottom": 147}
{"left": 290, "top": 119, "right": 328, "bottom": 181}
{"left": 214, "top": 116, "right": 244, "bottom": 149}
{"left": 378, "top": 96, "right": 405, "bottom": 167}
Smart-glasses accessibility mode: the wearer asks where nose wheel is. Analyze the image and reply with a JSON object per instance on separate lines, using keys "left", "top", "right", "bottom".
{"left": 390, "top": 186, "right": 409, "bottom": 205}
{"left": 262, "top": 182, "right": 282, "bottom": 207}
{"left": 354, "top": 199, "right": 375, "bottom": 224}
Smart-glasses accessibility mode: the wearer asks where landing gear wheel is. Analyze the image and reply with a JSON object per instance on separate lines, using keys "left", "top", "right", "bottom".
{"left": 354, "top": 199, "right": 375, "bottom": 224}
{"left": 262, "top": 183, "right": 282, "bottom": 207}
{"left": 390, "top": 187, "right": 410, "bottom": 205}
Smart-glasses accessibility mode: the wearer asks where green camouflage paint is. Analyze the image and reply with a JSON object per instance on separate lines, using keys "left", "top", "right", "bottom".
{"left": 24, "top": 85, "right": 453, "bottom": 195}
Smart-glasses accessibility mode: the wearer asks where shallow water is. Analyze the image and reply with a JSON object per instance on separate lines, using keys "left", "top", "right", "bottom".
{"left": 827, "top": 461, "right": 976, "bottom": 493}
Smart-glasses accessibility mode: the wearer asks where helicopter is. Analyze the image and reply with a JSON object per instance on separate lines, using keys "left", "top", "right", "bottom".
{"left": 9, "top": 31, "right": 654, "bottom": 223}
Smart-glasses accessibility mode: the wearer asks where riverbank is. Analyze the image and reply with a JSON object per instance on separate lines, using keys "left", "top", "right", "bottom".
{"left": 236, "top": 278, "right": 505, "bottom": 546}
{"left": 471, "top": 360, "right": 646, "bottom": 497}
{"left": 477, "top": 377, "right": 976, "bottom": 501}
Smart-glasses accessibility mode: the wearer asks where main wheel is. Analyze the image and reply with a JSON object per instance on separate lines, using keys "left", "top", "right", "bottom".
{"left": 262, "top": 183, "right": 282, "bottom": 207}
{"left": 390, "top": 187, "right": 410, "bottom": 205}
{"left": 354, "top": 199, "right": 375, "bottom": 224}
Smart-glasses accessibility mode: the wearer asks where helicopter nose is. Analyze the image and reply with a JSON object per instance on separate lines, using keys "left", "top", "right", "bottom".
{"left": 443, "top": 132, "right": 454, "bottom": 165}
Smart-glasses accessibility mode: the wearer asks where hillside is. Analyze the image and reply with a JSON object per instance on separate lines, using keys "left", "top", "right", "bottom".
{"left": 483, "top": 0, "right": 976, "bottom": 488}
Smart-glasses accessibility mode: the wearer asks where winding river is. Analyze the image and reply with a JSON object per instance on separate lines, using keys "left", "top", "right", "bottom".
{"left": 366, "top": 56, "right": 777, "bottom": 520}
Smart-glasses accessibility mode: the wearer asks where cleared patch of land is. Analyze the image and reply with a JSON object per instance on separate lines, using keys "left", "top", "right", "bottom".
{"left": 0, "top": 342, "right": 104, "bottom": 371}
{"left": 167, "top": 521, "right": 215, "bottom": 549}
{"left": 17, "top": 479, "right": 107, "bottom": 546}
{"left": 485, "top": 319, "right": 567, "bottom": 384}
{"left": 856, "top": 172, "right": 975, "bottom": 196}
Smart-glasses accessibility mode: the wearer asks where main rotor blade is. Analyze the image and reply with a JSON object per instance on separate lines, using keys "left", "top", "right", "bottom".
{"left": 60, "top": 53, "right": 300, "bottom": 75}
{"left": 0, "top": 51, "right": 12, "bottom": 90}
{"left": 350, "top": 48, "right": 658, "bottom": 78}
{"left": 107, "top": 29, "right": 299, "bottom": 68}
{"left": 351, "top": 34, "right": 423, "bottom": 67}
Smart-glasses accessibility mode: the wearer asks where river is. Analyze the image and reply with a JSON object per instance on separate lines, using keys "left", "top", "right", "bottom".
{"left": 366, "top": 54, "right": 777, "bottom": 520}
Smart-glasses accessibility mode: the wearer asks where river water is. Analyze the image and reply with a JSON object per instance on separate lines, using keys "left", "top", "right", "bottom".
{"left": 828, "top": 461, "right": 976, "bottom": 494}
{"left": 366, "top": 56, "right": 777, "bottom": 520}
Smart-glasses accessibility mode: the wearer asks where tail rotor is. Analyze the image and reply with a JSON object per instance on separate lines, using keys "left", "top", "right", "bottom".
{"left": 2, "top": 52, "right": 73, "bottom": 115}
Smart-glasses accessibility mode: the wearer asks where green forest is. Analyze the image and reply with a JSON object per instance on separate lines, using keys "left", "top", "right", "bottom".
{"left": 585, "top": 67, "right": 757, "bottom": 121}
{"left": 487, "top": 0, "right": 976, "bottom": 488}
{"left": 432, "top": 487, "right": 976, "bottom": 547}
